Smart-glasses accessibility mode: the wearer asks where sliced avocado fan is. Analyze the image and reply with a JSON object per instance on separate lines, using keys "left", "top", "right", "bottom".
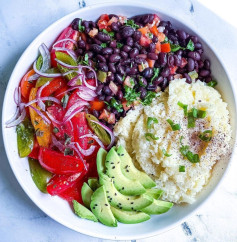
{"left": 81, "top": 182, "right": 93, "bottom": 208}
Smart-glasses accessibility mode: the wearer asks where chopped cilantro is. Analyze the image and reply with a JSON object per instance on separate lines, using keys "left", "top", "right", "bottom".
{"left": 207, "top": 80, "right": 217, "bottom": 88}
{"left": 101, "top": 43, "right": 107, "bottom": 48}
{"left": 124, "top": 19, "right": 139, "bottom": 29}
{"left": 124, "top": 86, "right": 140, "bottom": 105}
{"left": 64, "top": 148, "right": 74, "bottom": 156}
{"left": 102, "top": 29, "right": 115, "bottom": 37}
{"left": 186, "top": 39, "right": 195, "bottom": 51}
{"left": 106, "top": 98, "right": 123, "bottom": 113}
{"left": 166, "top": 119, "right": 181, "bottom": 131}
{"left": 140, "top": 91, "right": 157, "bottom": 106}
{"left": 148, "top": 33, "right": 153, "bottom": 39}
{"left": 199, "top": 130, "right": 212, "bottom": 142}
{"left": 117, "top": 42, "right": 123, "bottom": 48}
{"left": 179, "top": 165, "right": 185, "bottom": 172}
{"left": 162, "top": 148, "right": 172, "bottom": 157}
{"left": 170, "top": 39, "right": 195, "bottom": 52}
{"left": 53, "top": 127, "right": 59, "bottom": 134}
{"left": 177, "top": 101, "right": 188, "bottom": 116}
{"left": 78, "top": 18, "right": 85, "bottom": 32}
{"left": 147, "top": 117, "right": 158, "bottom": 129}
{"left": 145, "top": 133, "right": 159, "bottom": 141}
{"left": 150, "top": 68, "right": 160, "bottom": 83}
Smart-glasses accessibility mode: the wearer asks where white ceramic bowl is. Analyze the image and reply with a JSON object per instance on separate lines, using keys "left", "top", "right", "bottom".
{"left": 2, "top": 2, "right": 237, "bottom": 240}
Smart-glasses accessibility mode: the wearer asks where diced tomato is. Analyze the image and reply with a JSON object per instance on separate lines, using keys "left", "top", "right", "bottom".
{"left": 170, "top": 66, "right": 178, "bottom": 75}
{"left": 54, "top": 85, "right": 68, "bottom": 100}
{"left": 140, "top": 35, "right": 152, "bottom": 47}
{"left": 47, "top": 170, "right": 86, "bottom": 196}
{"left": 122, "top": 100, "right": 131, "bottom": 112}
{"left": 90, "top": 100, "right": 105, "bottom": 111}
{"left": 161, "top": 43, "right": 171, "bottom": 53}
{"left": 155, "top": 41, "right": 161, "bottom": 53}
{"left": 180, "top": 58, "right": 188, "bottom": 68}
{"left": 108, "top": 16, "right": 118, "bottom": 26}
{"left": 147, "top": 59, "right": 155, "bottom": 68}
{"left": 88, "top": 28, "right": 98, "bottom": 38}
{"left": 153, "top": 14, "right": 160, "bottom": 25}
{"left": 86, "top": 79, "right": 96, "bottom": 87}
{"left": 108, "top": 113, "right": 116, "bottom": 124}
{"left": 150, "top": 25, "right": 159, "bottom": 36}
{"left": 99, "top": 109, "right": 110, "bottom": 121}
{"left": 157, "top": 32, "right": 166, "bottom": 42}
{"left": 97, "top": 14, "right": 110, "bottom": 31}
{"left": 20, "top": 69, "right": 36, "bottom": 100}
{"left": 38, "top": 147, "right": 86, "bottom": 174}
{"left": 41, "top": 77, "right": 67, "bottom": 97}
{"left": 138, "top": 27, "right": 149, "bottom": 35}
{"left": 28, "top": 139, "right": 39, "bottom": 160}
{"left": 51, "top": 27, "right": 79, "bottom": 67}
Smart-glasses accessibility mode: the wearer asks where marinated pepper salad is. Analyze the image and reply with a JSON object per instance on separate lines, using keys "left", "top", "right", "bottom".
{"left": 6, "top": 13, "right": 220, "bottom": 226}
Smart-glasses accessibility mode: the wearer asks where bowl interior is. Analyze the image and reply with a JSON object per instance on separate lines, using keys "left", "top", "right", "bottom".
{"left": 2, "top": 2, "right": 236, "bottom": 240}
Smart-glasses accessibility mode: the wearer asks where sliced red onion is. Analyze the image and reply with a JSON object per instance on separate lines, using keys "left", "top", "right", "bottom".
{"left": 37, "top": 81, "right": 50, "bottom": 111}
{"left": 5, "top": 107, "right": 20, "bottom": 125}
{"left": 28, "top": 73, "right": 40, "bottom": 82}
{"left": 14, "top": 87, "right": 19, "bottom": 105}
{"left": 52, "top": 38, "right": 77, "bottom": 49}
{"left": 90, "top": 120, "right": 114, "bottom": 150}
{"left": 33, "top": 61, "right": 62, "bottom": 78}
{"left": 78, "top": 86, "right": 97, "bottom": 97}
{"left": 29, "top": 105, "right": 51, "bottom": 124}
{"left": 18, "top": 87, "right": 22, "bottom": 105}
{"left": 46, "top": 111, "right": 63, "bottom": 125}
{"left": 79, "top": 65, "right": 98, "bottom": 90}
{"left": 5, "top": 109, "right": 26, "bottom": 128}
{"left": 55, "top": 86, "right": 80, "bottom": 97}
{"left": 39, "top": 43, "right": 51, "bottom": 72}
{"left": 25, "top": 96, "right": 60, "bottom": 107}
{"left": 79, "top": 134, "right": 105, "bottom": 149}
{"left": 158, "top": 26, "right": 165, "bottom": 33}
{"left": 55, "top": 58, "right": 78, "bottom": 69}
{"left": 109, "top": 81, "right": 118, "bottom": 95}
{"left": 63, "top": 106, "right": 85, "bottom": 123}
{"left": 67, "top": 74, "right": 83, "bottom": 86}
{"left": 72, "top": 142, "right": 96, "bottom": 156}
{"left": 53, "top": 47, "right": 77, "bottom": 61}
{"left": 51, "top": 135, "right": 65, "bottom": 152}
{"left": 77, "top": 91, "right": 95, "bottom": 101}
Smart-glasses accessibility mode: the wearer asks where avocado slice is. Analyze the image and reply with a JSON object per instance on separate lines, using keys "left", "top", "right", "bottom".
{"left": 140, "top": 199, "right": 173, "bottom": 215}
{"left": 90, "top": 186, "right": 117, "bottom": 227}
{"left": 88, "top": 178, "right": 100, "bottom": 191}
{"left": 111, "top": 206, "right": 150, "bottom": 224}
{"left": 73, "top": 200, "right": 98, "bottom": 222}
{"left": 99, "top": 174, "right": 153, "bottom": 211}
{"left": 105, "top": 147, "right": 146, "bottom": 195}
{"left": 81, "top": 182, "right": 93, "bottom": 208}
{"left": 96, "top": 148, "right": 107, "bottom": 176}
{"left": 117, "top": 145, "right": 156, "bottom": 189}
{"left": 145, "top": 189, "right": 163, "bottom": 200}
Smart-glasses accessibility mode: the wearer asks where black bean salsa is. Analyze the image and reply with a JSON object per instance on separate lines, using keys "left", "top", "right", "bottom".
{"left": 71, "top": 13, "right": 216, "bottom": 128}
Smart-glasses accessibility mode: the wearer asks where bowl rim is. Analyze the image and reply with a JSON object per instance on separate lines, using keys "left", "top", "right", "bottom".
{"left": 2, "top": 1, "right": 237, "bottom": 240}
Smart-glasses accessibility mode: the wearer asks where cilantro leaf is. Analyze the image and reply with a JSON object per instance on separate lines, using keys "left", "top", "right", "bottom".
{"left": 186, "top": 39, "right": 195, "bottom": 51}
{"left": 207, "top": 80, "right": 217, "bottom": 88}
{"left": 140, "top": 91, "right": 157, "bottom": 106}
{"left": 106, "top": 98, "right": 123, "bottom": 113}
{"left": 150, "top": 68, "right": 160, "bottom": 83}
{"left": 78, "top": 18, "right": 85, "bottom": 32}
{"left": 125, "top": 19, "right": 139, "bottom": 29}
{"left": 145, "top": 133, "right": 159, "bottom": 141}
{"left": 124, "top": 86, "right": 140, "bottom": 105}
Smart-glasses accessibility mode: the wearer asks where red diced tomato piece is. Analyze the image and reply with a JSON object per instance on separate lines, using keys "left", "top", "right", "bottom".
{"left": 180, "top": 58, "right": 188, "bottom": 68}
{"left": 170, "top": 66, "right": 178, "bottom": 75}
{"left": 140, "top": 35, "right": 152, "bottom": 47}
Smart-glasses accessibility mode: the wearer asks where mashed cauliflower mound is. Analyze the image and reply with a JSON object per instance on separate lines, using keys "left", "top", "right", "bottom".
{"left": 114, "top": 79, "right": 231, "bottom": 204}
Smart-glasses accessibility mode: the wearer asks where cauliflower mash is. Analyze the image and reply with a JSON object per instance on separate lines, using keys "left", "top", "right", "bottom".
{"left": 114, "top": 79, "right": 231, "bottom": 204}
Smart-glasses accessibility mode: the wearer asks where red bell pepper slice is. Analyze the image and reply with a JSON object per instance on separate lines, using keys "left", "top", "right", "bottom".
{"left": 161, "top": 43, "right": 171, "bottom": 53}
{"left": 28, "top": 139, "right": 40, "bottom": 160}
{"left": 38, "top": 147, "right": 86, "bottom": 174}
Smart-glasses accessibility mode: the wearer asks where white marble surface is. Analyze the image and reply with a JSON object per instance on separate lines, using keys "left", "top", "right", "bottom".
{"left": 0, "top": 0, "right": 237, "bottom": 241}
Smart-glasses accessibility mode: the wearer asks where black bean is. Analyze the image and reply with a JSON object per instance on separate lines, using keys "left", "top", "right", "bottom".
{"left": 158, "top": 52, "right": 167, "bottom": 66}
{"left": 76, "top": 49, "right": 84, "bottom": 55}
{"left": 199, "top": 69, "right": 210, "bottom": 77}
{"left": 98, "top": 62, "right": 108, "bottom": 72}
{"left": 135, "top": 56, "right": 146, "bottom": 64}
{"left": 71, "top": 18, "right": 79, "bottom": 30}
{"left": 77, "top": 40, "right": 86, "bottom": 49}
{"left": 176, "top": 30, "right": 187, "bottom": 40}
{"left": 90, "top": 44, "right": 102, "bottom": 53}
{"left": 128, "top": 67, "right": 138, "bottom": 75}
{"left": 111, "top": 22, "right": 120, "bottom": 32}
{"left": 115, "top": 74, "right": 124, "bottom": 84}
{"left": 88, "top": 59, "right": 93, "bottom": 67}
{"left": 133, "top": 42, "right": 141, "bottom": 50}
{"left": 120, "top": 59, "right": 131, "bottom": 66}
{"left": 195, "top": 42, "right": 202, "bottom": 49}
{"left": 129, "top": 48, "right": 139, "bottom": 58}
{"left": 163, "top": 29, "right": 168, "bottom": 35}
{"left": 140, "top": 48, "right": 147, "bottom": 55}
{"left": 197, "top": 49, "right": 204, "bottom": 55}
{"left": 92, "top": 109, "right": 100, "bottom": 118}
{"left": 121, "top": 26, "right": 134, "bottom": 38}
{"left": 102, "top": 47, "right": 113, "bottom": 55}
{"left": 194, "top": 60, "right": 199, "bottom": 71}
{"left": 190, "top": 36, "right": 198, "bottom": 44}
{"left": 89, "top": 21, "right": 96, "bottom": 28}
{"left": 97, "top": 32, "right": 111, "bottom": 42}
{"left": 113, "top": 48, "right": 120, "bottom": 54}
{"left": 154, "top": 76, "right": 164, "bottom": 86}
{"left": 138, "top": 76, "right": 147, "bottom": 87}
{"left": 126, "top": 37, "right": 134, "bottom": 47}
{"left": 188, "top": 51, "right": 201, "bottom": 61}
{"left": 147, "top": 84, "right": 156, "bottom": 91}
{"left": 109, "top": 14, "right": 119, "bottom": 19}
{"left": 142, "top": 68, "right": 153, "bottom": 78}
{"left": 152, "top": 36, "right": 158, "bottom": 43}
{"left": 104, "top": 54, "right": 110, "bottom": 60}
{"left": 176, "top": 50, "right": 183, "bottom": 56}
{"left": 133, "top": 31, "right": 142, "bottom": 41}
{"left": 120, "top": 51, "right": 128, "bottom": 59}
{"left": 204, "top": 76, "right": 212, "bottom": 83}
{"left": 198, "top": 60, "right": 204, "bottom": 69}
{"left": 168, "top": 34, "right": 178, "bottom": 44}
{"left": 96, "top": 85, "right": 103, "bottom": 96}
{"left": 167, "top": 75, "right": 174, "bottom": 82}
{"left": 177, "top": 67, "right": 187, "bottom": 74}
{"left": 117, "top": 64, "right": 125, "bottom": 75}
{"left": 161, "top": 78, "right": 168, "bottom": 90}
{"left": 85, "top": 51, "right": 94, "bottom": 58}
{"left": 110, "top": 54, "right": 121, "bottom": 63}
{"left": 204, "top": 59, "right": 210, "bottom": 70}
{"left": 115, "top": 32, "right": 122, "bottom": 41}
{"left": 117, "top": 90, "right": 123, "bottom": 100}
{"left": 147, "top": 52, "right": 158, "bottom": 60}
{"left": 108, "top": 63, "right": 116, "bottom": 73}
{"left": 98, "top": 95, "right": 105, "bottom": 101}
{"left": 103, "top": 85, "right": 112, "bottom": 95}
{"left": 138, "top": 87, "right": 147, "bottom": 99}
{"left": 97, "top": 55, "right": 106, "bottom": 63}
{"left": 107, "top": 73, "right": 114, "bottom": 81}
{"left": 110, "top": 40, "right": 117, "bottom": 48}
{"left": 187, "top": 58, "right": 195, "bottom": 72}
{"left": 82, "top": 20, "right": 90, "bottom": 28}
{"left": 168, "top": 55, "right": 174, "bottom": 67}
{"left": 161, "top": 67, "right": 170, "bottom": 77}
{"left": 183, "top": 73, "right": 192, "bottom": 84}
{"left": 93, "top": 38, "right": 102, "bottom": 45}
{"left": 148, "top": 43, "right": 156, "bottom": 53}
{"left": 122, "top": 45, "right": 132, "bottom": 53}
{"left": 86, "top": 71, "right": 95, "bottom": 79}
{"left": 85, "top": 27, "right": 91, "bottom": 34}
{"left": 141, "top": 14, "right": 154, "bottom": 25}
{"left": 105, "top": 95, "right": 113, "bottom": 102}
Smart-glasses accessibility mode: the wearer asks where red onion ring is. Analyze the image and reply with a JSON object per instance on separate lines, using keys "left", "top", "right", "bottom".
{"left": 63, "top": 106, "right": 85, "bottom": 123}
{"left": 52, "top": 38, "right": 77, "bottom": 49}
{"left": 14, "top": 87, "right": 19, "bottom": 105}
{"left": 39, "top": 43, "right": 51, "bottom": 72}
{"left": 79, "top": 65, "right": 97, "bottom": 90}
{"left": 67, "top": 74, "right": 83, "bottom": 86}
{"left": 79, "top": 134, "right": 105, "bottom": 149}
{"left": 33, "top": 61, "right": 62, "bottom": 78}
{"left": 29, "top": 105, "right": 51, "bottom": 124}
{"left": 37, "top": 81, "right": 50, "bottom": 111}
{"left": 5, "top": 109, "right": 26, "bottom": 128}
{"left": 55, "top": 58, "right": 78, "bottom": 69}
{"left": 78, "top": 86, "right": 97, "bottom": 97}
{"left": 25, "top": 97, "right": 60, "bottom": 107}
{"left": 77, "top": 91, "right": 95, "bottom": 101}
{"left": 5, "top": 107, "right": 20, "bottom": 126}
{"left": 90, "top": 120, "right": 114, "bottom": 150}
{"left": 46, "top": 111, "right": 63, "bottom": 125}
{"left": 51, "top": 135, "right": 65, "bottom": 152}
{"left": 71, "top": 142, "right": 96, "bottom": 157}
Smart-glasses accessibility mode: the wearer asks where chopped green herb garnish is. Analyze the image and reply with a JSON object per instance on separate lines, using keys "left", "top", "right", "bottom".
{"left": 117, "top": 42, "right": 123, "bottom": 48}
{"left": 207, "top": 80, "right": 217, "bottom": 88}
{"left": 179, "top": 165, "right": 185, "bottom": 172}
{"left": 64, "top": 148, "right": 74, "bottom": 156}
{"left": 124, "top": 19, "right": 139, "bottom": 29}
{"left": 170, "top": 39, "right": 195, "bottom": 52}
{"left": 188, "top": 112, "right": 196, "bottom": 128}
{"left": 150, "top": 68, "right": 160, "bottom": 83}
{"left": 61, "top": 94, "right": 69, "bottom": 109}
{"left": 106, "top": 98, "right": 123, "bottom": 113}
{"left": 163, "top": 36, "right": 169, "bottom": 43}
{"left": 101, "top": 43, "right": 107, "bottom": 48}
{"left": 102, "top": 29, "right": 115, "bottom": 37}
{"left": 177, "top": 101, "right": 188, "bottom": 116}
{"left": 140, "top": 91, "right": 157, "bottom": 106}
{"left": 186, "top": 39, "right": 195, "bottom": 51}
{"left": 148, "top": 33, "right": 153, "bottom": 39}
{"left": 187, "top": 108, "right": 207, "bottom": 128}
{"left": 170, "top": 43, "right": 183, "bottom": 52}
{"left": 199, "top": 130, "right": 212, "bottom": 142}
{"left": 145, "top": 133, "right": 159, "bottom": 141}
{"left": 147, "top": 117, "right": 158, "bottom": 129}
{"left": 167, "top": 119, "right": 181, "bottom": 131}
{"left": 138, "top": 76, "right": 146, "bottom": 87}
{"left": 78, "top": 18, "right": 85, "bottom": 32}
{"left": 197, "top": 109, "right": 206, "bottom": 118}
{"left": 162, "top": 148, "right": 172, "bottom": 157}
{"left": 53, "top": 127, "right": 59, "bottom": 134}
{"left": 124, "top": 86, "right": 140, "bottom": 105}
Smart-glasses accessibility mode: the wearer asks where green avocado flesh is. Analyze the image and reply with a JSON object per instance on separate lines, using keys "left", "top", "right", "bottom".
{"left": 88, "top": 178, "right": 100, "bottom": 191}
{"left": 81, "top": 182, "right": 93, "bottom": 208}
{"left": 73, "top": 200, "right": 98, "bottom": 222}
{"left": 141, "top": 199, "right": 173, "bottom": 215}
{"left": 90, "top": 186, "right": 117, "bottom": 227}
{"left": 111, "top": 206, "right": 150, "bottom": 224}
{"left": 145, "top": 188, "right": 163, "bottom": 200}
{"left": 105, "top": 147, "right": 146, "bottom": 196}
{"left": 96, "top": 148, "right": 107, "bottom": 176}
{"left": 116, "top": 145, "right": 156, "bottom": 189}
